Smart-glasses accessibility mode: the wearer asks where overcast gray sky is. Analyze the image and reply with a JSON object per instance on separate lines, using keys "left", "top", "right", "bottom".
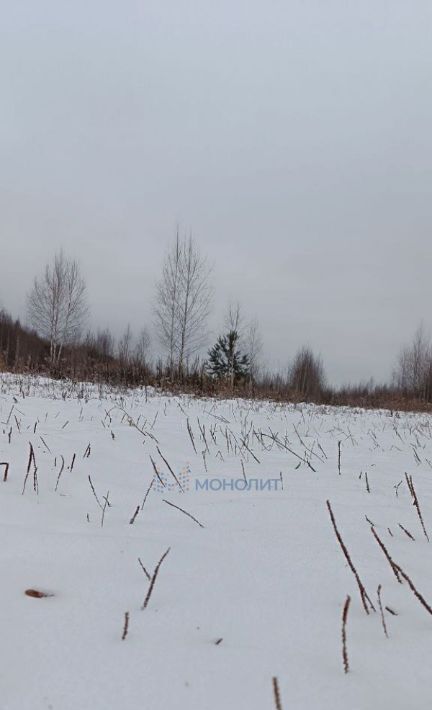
{"left": 1, "top": 1, "right": 431, "bottom": 385}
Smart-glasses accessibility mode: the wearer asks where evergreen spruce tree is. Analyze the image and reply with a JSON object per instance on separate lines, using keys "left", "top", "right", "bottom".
{"left": 207, "top": 330, "right": 249, "bottom": 385}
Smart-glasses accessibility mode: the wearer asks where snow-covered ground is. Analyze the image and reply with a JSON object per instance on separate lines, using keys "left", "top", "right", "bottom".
{"left": 1, "top": 374, "right": 432, "bottom": 709}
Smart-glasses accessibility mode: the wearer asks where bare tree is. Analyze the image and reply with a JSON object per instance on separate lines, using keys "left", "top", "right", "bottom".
{"left": 134, "top": 327, "right": 151, "bottom": 367}
{"left": 154, "top": 231, "right": 182, "bottom": 377}
{"left": 224, "top": 302, "right": 262, "bottom": 384}
{"left": 245, "top": 317, "right": 263, "bottom": 382}
{"left": 177, "top": 236, "right": 212, "bottom": 374}
{"left": 118, "top": 324, "right": 133, "bottom": 367}
{"left": 289, "top": 346, "right": 326, "bottom": 400}
{"left": 155, "top": 232, "right": 212, "bottom": 377}
{"left": 27, "top": 251, "right": 88, "bottom": 365}
{"left": 224, "top": 301, "right": 243, "bottom": 335}
{"left": 395, "top": 324, "right": 432, "bottom": 399}
{"left": 95, "top": 328, "right": 115, "bottom": 360}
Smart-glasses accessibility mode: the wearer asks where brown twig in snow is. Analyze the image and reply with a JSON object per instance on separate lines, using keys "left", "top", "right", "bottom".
{"left": 163, "top": 499, "right": 205, "bottom": 528}
{"left": 241, "top": 460, "right": 247, "bottom": 484}
{"left": 370, "top": 526, "right": 402, "bottom": 583}
{"left": 142, "top": 547, "right": 171, "bottom": 610}
{"left": 394, "top": 481, "right": 403, "bottom": 497}
{"left": 398, "top": 523, "right": 415, "bottom": 541}
{"left": 149, "top": 455, "right": 165, "bottom": 487}
{"left": 138, "top": 558, "right": 151, "bottom": 580}
{"left": 272, "top": 677, "right": 283, "bottom": 710}
{"left": 27, "top": 442, "right": 36, "bottom": 475}
{"left": 394, "top": 563, "right": 432, "bottom": 616}
{"left": 122, "top": 611, "right": 130, "bottom": 640}
{"left": 141, "top": 478, "right": 154, "bottom": 510}
{"left": 342, "top": 595, "right": 351, "bottom": 673}
{"left": 22, "top": 472, "right": 29, "bottom": 495}
{"left": 371, "top": 528, "right": 432, "bottom": 615}
{"left": 0, "top": 462, "right": 9, "bottom": 482}
{"left": 377, "top": 585, "right": 388, "bottom": 637}
{"left": 186, "top": 419, "right": 197, "bottom": 454}
{"left": 405, "top": 473, "right": 429, "bottom": 542}
{"left": 327, "top": 500, "right": 375, "bottom": 614}
{"left": 39, "top": 436, "right": 51, "bottom": 454}
{"left": 54, "top": 455, "right": 65, "bottom": 492}
{"left": 156, "top": 447, "right": 183, "bottom": 491}
{"left": 33, "top": 466, "right": 39, "bottom": 494}
{"left": 129, "top": 505, "right": 140, "bottom": 525}
{"left": 88, "top": 475, "right": 104, "bottom": 509}
{"left": 365, "top": 471, "right": 370, "bottom": 493}
{"left": 101, "top": 491, "right": 110, "bottom": 528}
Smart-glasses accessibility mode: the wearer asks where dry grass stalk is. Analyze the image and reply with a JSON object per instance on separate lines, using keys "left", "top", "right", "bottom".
{"left": 1, "top": 462, "right": 9, "bottom": 482}
{"left": 142, "top": 547, "right": 171, "bottom": 610}
{"left": 157, "top": 446, "right": 183, "bottom": 491}
{"left": 398, "top": 523, "right": 415, "bottom": 541}
{"left": 394, "top": 481, "right": 403, "bottom": 497}
{"left": 186, "top": 418, "right": 197, "bottom": 453}
{"left": 370, "top": 526, "right": 402, "bottom": 583}
{"left": 122, "top": 611, "right": 130, "bottom": 640}
{"left": 22, "top": 472, "right": 29, "bottom": 495}
{"left": 149, "top": 455, "right": 166, "bottom": 487}
{"left": 272, "top": 677, "right": 283, "bottom": 710}
{"left": 241, "top": 460, "right": 247, "bottom": 484}
{"left": 377, "top": 585, "right": 388, "bottom": 637}
{"left": 39, "top": 436, "right": 51, "bottom": 453}
{"left": 405, "top": 473, "right": 429, "bottom": 542}
{"left": 394, "top": 563, "right": 432, "bottom": 616}
{"left": 163, "top": 499, "right": 205, "bottom": 528}
{"left": 138, "top": 558, "right": 151, "bottom": 580}
{"left": 141, "top": 478, "right": 154, "bottom": 511}
{"left": 27, "top": 442, "right": 36, "bottom": 475}
{"left": 342, "top": 595, "right": 351, "bottom": 673}
{"left": 33, "top": 466, "right": 39, "bottom": 494}
{"left": 365, "top": 471, "right": 370, "bottom": 493}
{"left": 129, "top": 505, "right": 140, "bottom": 525}
{"left": 327, "top": 500, "right": 375, "bottom": 614}
{"left": 54, "top": 455, "right": 65, "bottom": 492}
{"left": 101, "top": 491, "right": 110, "bottom": 528}
{"left": 371, "top": 528, "right": 432, "bottom": 615}
{"left": 88, "top": 474, "right": 104, "bottom": 509}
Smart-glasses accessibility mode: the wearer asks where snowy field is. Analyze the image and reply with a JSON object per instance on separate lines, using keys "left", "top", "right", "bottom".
{"left": 1, "top": 374, "right": 432, "bottom": 710}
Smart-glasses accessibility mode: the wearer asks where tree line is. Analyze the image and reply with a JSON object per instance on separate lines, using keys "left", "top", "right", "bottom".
{"left": 0, "top": 237, "right": 431, "bottom": 410}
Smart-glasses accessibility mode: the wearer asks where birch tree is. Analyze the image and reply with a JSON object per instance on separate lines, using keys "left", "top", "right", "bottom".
{"left": 177, "top": 236, "right": 212, "bottom": 374}
{"left": 154, "top": 232, "right": 182, "bottom": 376}
{"left": 155, "top": 233, "right": 212, "bottom": 377}
{"left": 27, "top": 251, "right": 88, "bottom": 365}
